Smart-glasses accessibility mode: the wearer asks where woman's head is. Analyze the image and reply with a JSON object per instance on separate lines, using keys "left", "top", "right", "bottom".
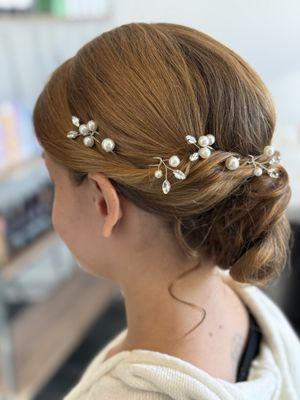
{"left": 33, "top": 22, "right": 292, "bottom": 290}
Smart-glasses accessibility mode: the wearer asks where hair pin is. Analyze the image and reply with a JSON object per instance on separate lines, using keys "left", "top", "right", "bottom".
{"left": 66, "top": 116, "right": 281, "bottom": 195}
{"left": 67, "top": 115, "right": 115, "bottom": 152}
{"left": 150, "top": 134, "right": 280, "bottom": 194}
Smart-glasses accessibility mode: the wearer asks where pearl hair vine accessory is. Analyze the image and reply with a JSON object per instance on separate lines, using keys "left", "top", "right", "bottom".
{"left": 149, "top": 134, "right": 281, "bottom": 194}
{"left": 66, "top": 116, "right": 116, "bottom": 152}
{"left": 66, "top": 117, "right": 281, "bottom": 196}
{"left": 148, "top": 134, "right": 216, "bottom": 195}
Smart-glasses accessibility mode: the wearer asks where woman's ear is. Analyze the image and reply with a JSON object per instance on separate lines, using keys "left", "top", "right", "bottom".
{"left": 89, "top": 172, "right": 123, "bottom": 238}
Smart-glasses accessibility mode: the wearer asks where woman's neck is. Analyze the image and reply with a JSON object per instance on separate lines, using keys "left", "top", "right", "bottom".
{"left": 119, "top": 264, "right": 239, "bottom": 352}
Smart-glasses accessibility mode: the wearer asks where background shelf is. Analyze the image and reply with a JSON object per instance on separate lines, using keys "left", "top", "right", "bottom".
{"left": 0, "top": 268, "right": 118, "bottom": 400}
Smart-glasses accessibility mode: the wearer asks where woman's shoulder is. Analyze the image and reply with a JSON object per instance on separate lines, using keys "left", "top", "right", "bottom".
{"left": 221, "top": 271, "right": 295, "bottom": 328}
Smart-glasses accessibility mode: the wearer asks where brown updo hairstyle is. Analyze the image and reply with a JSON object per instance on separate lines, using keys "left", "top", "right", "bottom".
{"left": 33, "top": 22, "right": 293, "bottom": 337}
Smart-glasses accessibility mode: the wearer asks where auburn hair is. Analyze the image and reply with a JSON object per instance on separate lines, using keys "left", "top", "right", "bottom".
{"left": 33, "top": 22, "right": 293, "bottom": 337}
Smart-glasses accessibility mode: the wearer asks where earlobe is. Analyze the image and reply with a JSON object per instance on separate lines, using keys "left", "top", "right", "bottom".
{"left": 89, "top": 173, "right": 122, "bottom": 239}
{"left": 102, "top": 197, "right": 122, "bottom": 238}
{"left": 102, "top": 221, "right": 112, "bottom": 238}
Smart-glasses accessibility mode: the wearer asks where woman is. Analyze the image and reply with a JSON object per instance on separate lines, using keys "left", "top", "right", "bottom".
{"left": 33, "top": 22, "right": 300, "bottom": 399}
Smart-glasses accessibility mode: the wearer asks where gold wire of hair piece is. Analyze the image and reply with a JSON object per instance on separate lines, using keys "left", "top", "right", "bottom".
{"left": 66, "top": 117, "right": 281, "bottom": 195}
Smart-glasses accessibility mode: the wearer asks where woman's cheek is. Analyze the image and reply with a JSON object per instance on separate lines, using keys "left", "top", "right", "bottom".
{"left": 51, "top": 191, "right": 64, "bottom": 236}
{"left": 51, "top": 196, "right": 59, "bottom": 233}
{"left": 51, "top": 189, "right": 80, "bottom": 248}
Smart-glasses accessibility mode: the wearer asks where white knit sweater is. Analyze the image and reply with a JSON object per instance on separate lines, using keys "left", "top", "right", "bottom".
{"left": 63, "top": 272, "right": 300, "bottom": 399}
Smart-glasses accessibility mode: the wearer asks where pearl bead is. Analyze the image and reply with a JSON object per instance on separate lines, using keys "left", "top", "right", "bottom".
{"left": 199, "top": 147, "right": 211, "bottom": 159}
{"left": 198, "top": 135, "right": 210, "bottom": 147}
{"left": 87, "top": 120, "right": 97, "bottom": 131}
{"left": 264, "top": 145, "right": 275, "bottom": 157}
{"left": 79, "top": 124, "right": 89, "bottom": 135}
{"left": 83, "top": 136, "right": 95, "bottom": 147}
{"left": 101, "top": 138, "right": 115, "bottom": 152}
{"left": 154, "top": 169, "right": 163, "bottom": 178}
{"left": 254, "top": 166, "right": 263, "bottom": 176}
{"left": 269, "top": 155, "right": 280, "bottom": 165}
{"left": 225, "top": 156, "right": 240, "bottom": 170}
{"left": 168, "top": 155, "right": 180, "bottom": 167}
{"left": 207, "top": 134, "right": 215, "bottom": 145}
{"left": 268, "top": 168, "right": 279, "bottom": 178}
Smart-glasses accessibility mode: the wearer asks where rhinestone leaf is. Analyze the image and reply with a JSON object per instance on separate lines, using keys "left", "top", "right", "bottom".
{"left": 185, "top": 135, "right": 197, "bottom": 144}
{"left": 72, "top": 116, "right": 80, "bottom": 127}
{"left": 268, "top": 168, "right": 279, "bottom": 178}
{"left": 162, "top": 179, "right": 171, "bottom": 194}
{"left": 67, "top": 131, "right": 78, "bottom": 139}
{"left": 189, "top": 152, "right": 200, "bottom": 161}
{"left": 173, "top": 169, "right": 186, "bottom": 180}
{"left": 269, "top": 155, "right": 281, "bottom": 165}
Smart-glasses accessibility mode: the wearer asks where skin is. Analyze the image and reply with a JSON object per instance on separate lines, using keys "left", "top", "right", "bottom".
{"left": 42, "top": 150, "right": 250, "bottom": 382}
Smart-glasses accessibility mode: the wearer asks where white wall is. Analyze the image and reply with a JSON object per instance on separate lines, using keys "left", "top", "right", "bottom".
{"left": 110, "top": 0, "right": 300, "bottom": 125}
